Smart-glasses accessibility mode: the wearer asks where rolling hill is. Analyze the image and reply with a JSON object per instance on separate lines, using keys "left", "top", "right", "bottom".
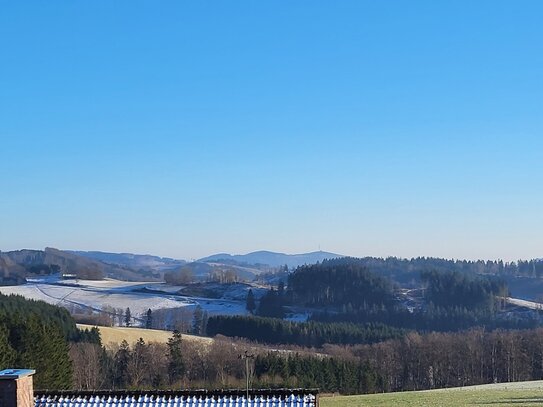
{"left": 199, "top": 250, "right": 344, "bottom": 268}
{"left": 70, "top": 250, "right": 186, "bottom": 272}
{"left": 0, "top": 248, "right": 158, "bottom": 284}
{"left": 0, "top": 248, "right": 345, "bottom": 286}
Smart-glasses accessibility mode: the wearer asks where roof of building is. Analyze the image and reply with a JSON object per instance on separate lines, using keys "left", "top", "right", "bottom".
{"left": 0, "top": 369, "right": 36, "bottom": 379}
{"left": 34, "top": 389, "right": 318, "bottom": 407}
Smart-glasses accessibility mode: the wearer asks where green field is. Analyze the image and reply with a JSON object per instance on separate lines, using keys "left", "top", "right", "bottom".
{"left": 321, "top": 381, "right": 543, "bottom": 407}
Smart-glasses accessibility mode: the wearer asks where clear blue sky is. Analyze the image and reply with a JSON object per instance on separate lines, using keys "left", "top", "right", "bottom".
{"left": 1, "top": 1, "right": 542, "bottom": 261}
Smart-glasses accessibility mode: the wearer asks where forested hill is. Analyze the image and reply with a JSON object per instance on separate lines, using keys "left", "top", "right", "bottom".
{"left": 0, "top": 248, "right": 158, "bottom": 285}
{"left": 70, "top": 250, "right": 186, "bottom": 272}
{"left": 288, "top": 259, "right": 396, "bottom": 310}
{"left": 0, "top": 293, "right": 78, "bottom": 339}
{"left": 217, "top": 259, "right": 539, "bottom": 347}
{"left": 287, "top": 260, "right": 522, "bottom": 329}
{"left": 307, "top": 256, "right": 543, "bottom": 285}
{"left": 286, "top": 258, "right": 509, "bottom": 312}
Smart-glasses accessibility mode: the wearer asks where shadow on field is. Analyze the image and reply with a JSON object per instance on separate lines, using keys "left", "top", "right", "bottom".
{"left": 476, "top": 397, "right": 543, "bottom": 405}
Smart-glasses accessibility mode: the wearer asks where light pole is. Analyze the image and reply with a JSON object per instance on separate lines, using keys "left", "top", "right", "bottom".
{"left": 238, "top": 350, "right": 255, "bottom": 403}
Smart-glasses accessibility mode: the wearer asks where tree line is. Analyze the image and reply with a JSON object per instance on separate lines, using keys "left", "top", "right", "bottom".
{"left": 206, "top": 315, "right": 404, "bottom": 347}
{"left": 69, "top": 327, "right": 543, "bottom": 395}
{"left": 69, "top": 332, "right": 378, "bottom": 394}
{"left": 298, "top": 257, "right": 543, "bottom": 285}
{"left": 349, "top": 328, "right": 543, "bottom": 392}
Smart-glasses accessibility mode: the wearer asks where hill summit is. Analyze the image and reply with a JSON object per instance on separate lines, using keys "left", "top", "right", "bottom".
{"left": 198, "top": 250, "right": 343, "bottom": 268}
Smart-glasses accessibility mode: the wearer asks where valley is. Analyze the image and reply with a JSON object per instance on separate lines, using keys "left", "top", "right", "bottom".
{"left": 3, "top": 249, "right": 543, "bottom": 397}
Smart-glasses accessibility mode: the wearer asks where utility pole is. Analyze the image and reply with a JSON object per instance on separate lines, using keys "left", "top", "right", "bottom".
{"left": 238, "top": 350, "right": 255, "bottom": 403}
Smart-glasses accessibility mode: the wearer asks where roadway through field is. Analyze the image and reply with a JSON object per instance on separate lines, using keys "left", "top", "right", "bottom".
{"left": 34, "top": 284, "right": 146, "bottom": 323}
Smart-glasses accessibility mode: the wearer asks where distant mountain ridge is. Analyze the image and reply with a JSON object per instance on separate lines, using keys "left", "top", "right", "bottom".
{"left": 0, "top": 248, "right": 344, "bottom": 286}
{"left": 198, "top": 250, "right": 344, "bottom": 268}
{"left": 70, "top": 251, "right": 186, "bottom": 272}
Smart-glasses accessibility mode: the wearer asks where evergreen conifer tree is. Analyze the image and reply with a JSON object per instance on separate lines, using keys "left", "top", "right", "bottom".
{"left": 0, "top": 324, "right": 15, "bottom": 369}
{"left": 16, "top": 315, "right": 72, "bottom": 389}
{"left": 114, "top": 340, "right": 131, "bottom": 388}
{"left": 145, "top": 308, "right": 153, "bottom": 329}
{"left": 124, "top": 307, "right": 132, "bottom": 327}
{"left": 246, "top": 289, "right": 256, "bottom": 314}
{"left": 192, "top": 305, "right": 203, "bottom": 335}
{"left": 167, "top": 330, "right": 184, "bottom": 384}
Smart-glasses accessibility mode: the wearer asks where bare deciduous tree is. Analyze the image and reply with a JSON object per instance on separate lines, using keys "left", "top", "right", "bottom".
{"left": 69, "top": 342, "right": 102, "bottom": 390}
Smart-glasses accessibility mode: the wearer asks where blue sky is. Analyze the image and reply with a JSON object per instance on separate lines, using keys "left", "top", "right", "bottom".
{"left": 1, "top": 1, "right": 542, "bottom": 260}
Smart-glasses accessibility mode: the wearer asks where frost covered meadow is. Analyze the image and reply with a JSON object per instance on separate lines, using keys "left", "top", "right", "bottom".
{"left": 0, "top": 277, "right": 249, "bottom": 326}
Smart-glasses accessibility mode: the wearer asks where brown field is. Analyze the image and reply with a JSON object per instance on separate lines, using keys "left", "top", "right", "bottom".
{"left": 77, "top": 324, "right": 213, "bottom": 348}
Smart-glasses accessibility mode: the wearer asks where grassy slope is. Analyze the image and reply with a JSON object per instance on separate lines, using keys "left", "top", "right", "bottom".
{"left": 77, "top": 324, "right": 213, "bottom": 348}
{"left": 321, "top": 381, "right": 543, "bottom": 407}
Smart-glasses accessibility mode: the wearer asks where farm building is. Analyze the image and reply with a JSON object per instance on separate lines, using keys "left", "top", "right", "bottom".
{"left": 0, "top": 369, "right": 318, "bottom": 407}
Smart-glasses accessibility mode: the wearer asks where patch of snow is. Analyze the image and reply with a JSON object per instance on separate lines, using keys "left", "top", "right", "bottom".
{"left": 0, "top": 279, "right": 249, "bottom": 320}
{"left": 505, "top": 297, "right": 543, "bottom": 310}
{"left": 142, "top": 284, "right": 184, "bottom": 294}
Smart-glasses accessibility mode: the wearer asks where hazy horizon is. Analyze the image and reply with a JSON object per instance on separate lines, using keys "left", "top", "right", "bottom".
{"left": 0, "top": 245, "right": 541, "bottom": 264}
{"left": 2, "top": 1, "right": 543, "bottom": 262}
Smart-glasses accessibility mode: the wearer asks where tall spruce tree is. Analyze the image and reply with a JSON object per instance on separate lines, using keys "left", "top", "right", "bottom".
{"left": 192, "top": 305, "right": 203, "bottom": 335}
{"left": 246, "top": 289, "right": 256, "bottom": 314}
{"left": 145, "top": 308, "right": 153, "bottom": 329}
{"left": 114, "top": 340, "right": 130, "bottom": 388}
{"left": 167, "top": 330, "right": 184, "bottom": 384}
{"left": 124, "top": 307, "right": 132, "bottom": 327}
{"left": 202, "top": 310, "right": 209, "bottom": 335}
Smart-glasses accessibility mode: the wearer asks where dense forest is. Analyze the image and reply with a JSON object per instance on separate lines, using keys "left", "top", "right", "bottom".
{"left": 0, "top": 293, "right": 99, "bottom": 389}
{"left": 286, "top": 259, "right": 513, "bottom": 314}
{"left": 302, "top": 261, "right": 535, "bottom": 328}
{"left": 296, "top": 256, "right": 543, "bottom": 285}
{"left": 312, "top": 303, "right": 538, "bottom": 332}
{"left": 207, "top": 316, "right": 404, "bottom": 347}
{"left": 421, "top": 270, "right": 508, "bottom": 312}
{"left": 210, "top": 261, "right": 543, "bottom": 347}
{"left": 288, "top": 260, "right": 395, "bottom": 310}
{"left": 312, "top": 269, "right": 525, "bottom": 332}
{"left": 0, "top": 293, "right": 80, "bottom": 339}
{"left": 209, "top": 307, "right": 538, "bottom": 347}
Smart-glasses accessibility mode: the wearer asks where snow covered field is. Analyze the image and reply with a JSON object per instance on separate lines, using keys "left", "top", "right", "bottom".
{"left": 0, "top": 278, "right": 248, "bottom": 319}
{"left": 505, "top": 297, "right": 543, "bottom": 310}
